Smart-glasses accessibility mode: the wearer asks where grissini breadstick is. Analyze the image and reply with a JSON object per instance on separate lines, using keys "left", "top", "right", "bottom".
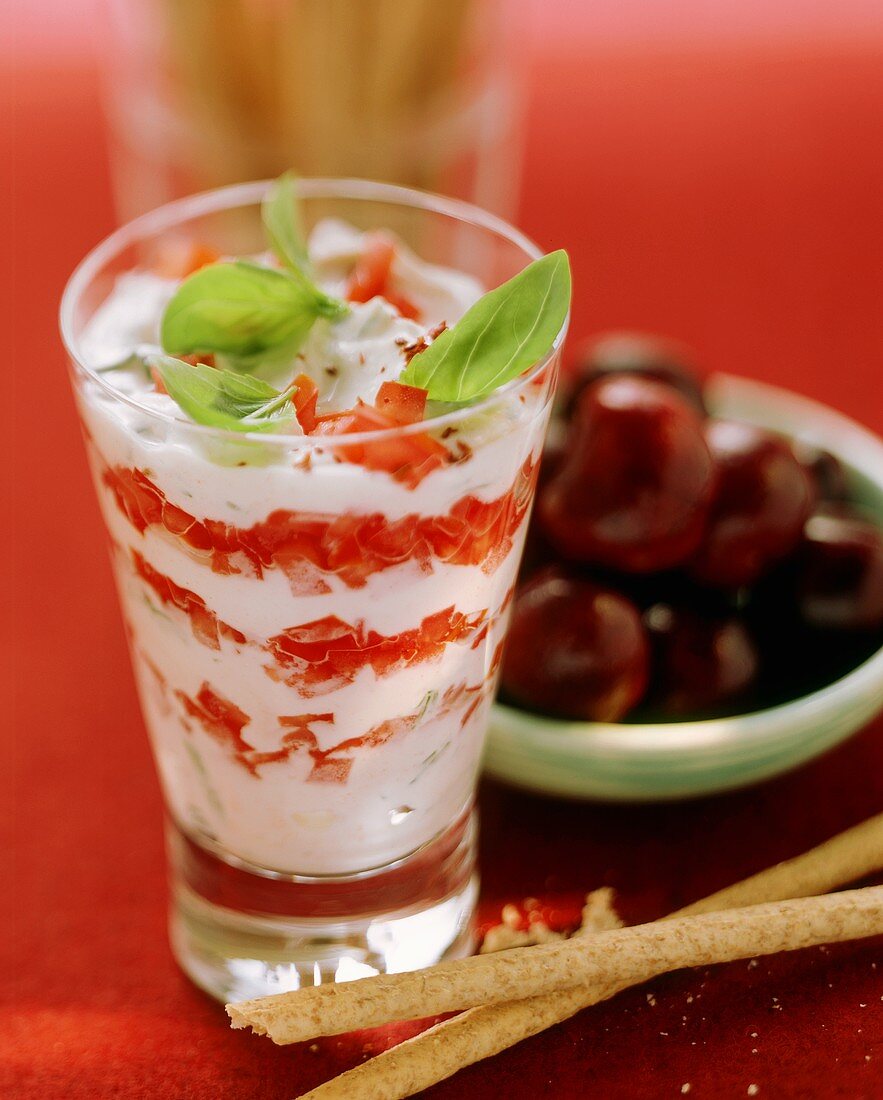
{"left": 292, "top": 809, "right": 883, "bottom": 1100}
{"left": 305, "top": 986, "right": 626, "bottom": 1100}
{"left": 232, "top": 810, "right": 883, "bottom": 1099}
{"left": 230, "top": 886, "right": 883, "bottom": 1044}
{"left": 299, "top": 818, "right": 883, "bottom": 1100}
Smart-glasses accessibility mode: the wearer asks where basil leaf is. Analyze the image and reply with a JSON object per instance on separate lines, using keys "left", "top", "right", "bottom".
{"left": 160, "top": 260, "right": 324, "bottom": 362}
{"left": 149, "top": 354, "right": 296, "bottom": 433}
{"left": 400, "top": 250, "right": 571, "bottom": 402}
{"left": 262, "top": 172, "right": 348, "bottom": 322}
{"left": 262, "top": 171, "right": 310, "bottom": 274}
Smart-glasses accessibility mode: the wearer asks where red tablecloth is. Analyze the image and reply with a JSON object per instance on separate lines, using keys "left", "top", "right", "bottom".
{"left": 6, "top": 21, "right": 883, "bottom": 1100}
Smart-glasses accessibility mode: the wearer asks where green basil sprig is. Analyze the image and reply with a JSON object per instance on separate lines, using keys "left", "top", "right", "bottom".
{"left": 149, "top": 354, "right": 296, "bottom": 433}
{"left": 160, "top": 261, "right": 325, "bottom": 362}
{"left": 400, "top": 250, "right": 570, "bottom": 402}
{"left": 261, "top": 172, "right": 347, "bottom": 321}
{"left": 160, "top": 173, "right": 346, "bottom": 369}
{"left": 262, "top": 171, "right": 310, "bottom": 275}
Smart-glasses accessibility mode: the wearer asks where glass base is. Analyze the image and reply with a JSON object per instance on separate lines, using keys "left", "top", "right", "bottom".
{"left": 166, "top": 810, "right": 478, "bottom": 1003}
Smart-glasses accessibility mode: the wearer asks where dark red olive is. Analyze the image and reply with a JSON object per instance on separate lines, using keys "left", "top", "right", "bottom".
{"left": 540, "top": 376, "right": 716, "bottom": 572}
{"left": 643, "top": 603, "right": 759, "bottom": 716}
{"left": 500, "top": 568, "right": 649, "bottom": 721}
{"left": 688, "top": 420, "right": 815, "bottom": 588}
{"left": 562, "top": 331, "right": 706, "bottom": 417}
{"left": 796, "top": 511, "right": 883, "bottom": 631}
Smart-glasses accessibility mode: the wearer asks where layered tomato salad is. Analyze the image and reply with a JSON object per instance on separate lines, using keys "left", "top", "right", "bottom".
{"left": 73, "top": 177, "right": 569, "bottom": 876}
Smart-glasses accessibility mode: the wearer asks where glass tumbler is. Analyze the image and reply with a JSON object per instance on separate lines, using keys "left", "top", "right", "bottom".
{"left": 103, "top": 0, "right": 523, "bottom": 222}
{"left": 60, "top": 179, "right": 565, "bottom": 1002}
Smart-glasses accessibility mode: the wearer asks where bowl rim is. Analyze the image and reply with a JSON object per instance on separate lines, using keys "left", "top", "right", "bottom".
{"left": 491, "top": 372, "right": 883, "bottom": 760}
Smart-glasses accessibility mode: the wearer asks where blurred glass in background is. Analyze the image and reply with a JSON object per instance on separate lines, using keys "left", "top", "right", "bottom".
{"left": 103, "top": 0, "right": 522, "bottom": 223}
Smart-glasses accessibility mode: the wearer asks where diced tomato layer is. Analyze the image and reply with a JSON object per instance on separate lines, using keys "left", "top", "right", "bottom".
{"left": 132, "top": 550, "right": 245, "bottom": 650}
{"left": 265, "top": 605, "right": 489, "bottom": 695}
{"left": 175, "top": 683, "right": 295, "bottom": 776}
{"left": 312, "top": 401, "right": 448, "bottom": 486}
{"left": 292, "top": 373, "right": 319, "bottom": 432}
{"left": 345, "top": 234, "right": 421, "bottom": 321}
{"left": 153, "top": 241, "right": 221, "bottom": 279}
{"left": 171, "top": 673, "right": 492, "bottom": 781}
{"left": 101, "top": 457, "right": 537, "bottom": 591}
{"left": 375, "top": 380, "right": 428, "bottom": 425}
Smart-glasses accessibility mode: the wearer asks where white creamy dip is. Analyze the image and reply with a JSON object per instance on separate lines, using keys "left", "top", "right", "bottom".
{"left": 74, "top": 221, "right": 552, "bottom": 874}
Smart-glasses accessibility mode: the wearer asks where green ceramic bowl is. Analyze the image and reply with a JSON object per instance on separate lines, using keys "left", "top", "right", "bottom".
{"left": 485, "top": 374, "right": 883, "bottom": 801}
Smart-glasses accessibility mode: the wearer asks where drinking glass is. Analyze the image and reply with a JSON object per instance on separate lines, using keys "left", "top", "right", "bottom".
{"left": 103, "top": 0, "right": 522, "bottom": 222}
{"left": 60, "top": 179, "right": 565, "bottom": 1002}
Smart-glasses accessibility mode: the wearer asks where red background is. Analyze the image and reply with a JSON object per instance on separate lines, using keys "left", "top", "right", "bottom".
{"left": 5, "top": 3, "right": 883, "bottom": 1096}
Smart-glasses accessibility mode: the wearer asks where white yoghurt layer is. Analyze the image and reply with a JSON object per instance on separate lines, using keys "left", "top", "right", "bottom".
{"left": 76, "top": 222, "right": 553, "bottom": 874}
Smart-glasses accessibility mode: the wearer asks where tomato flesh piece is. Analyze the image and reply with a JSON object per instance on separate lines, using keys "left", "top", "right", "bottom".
{"left": 292, "top": 373, "right": 319, "bottom": 432}
{"left": 312, "top": 401, "right": 447, "bottom": 486}
{"left": 384, "top": 291, "right": 422, "bottom": 321}
{"left": 346, "top": 236, "right": 395, "bottom": 303}
{"left": 345, "top": 235, "right": 421, "bottom": 321}
{"left": 375, "top": 380, "right": 428, "bottom": 425}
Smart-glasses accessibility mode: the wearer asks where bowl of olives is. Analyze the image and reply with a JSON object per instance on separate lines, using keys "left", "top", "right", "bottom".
{"left": 486, "top": 334, "right": 883, "bottom": 800}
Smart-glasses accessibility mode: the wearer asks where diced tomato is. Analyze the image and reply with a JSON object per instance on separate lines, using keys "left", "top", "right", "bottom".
{"left": 346, "top": 236, "right": 395, "bottom": 303}
{"left": 345, "top": 234, "right": 421, "bottom": 321}
{"left": 385, "top": 291, "right": 422, "bottom": 321}
{"left": 292, "top": 373, "right": 319, "bottom": 433}
{"left": 151, "top": 367, "right": 168, "bottom": 395}
{"left": 375, "top": 380, "right": 428, "bottom": 425}
{"left": 312, "top": 402, "right": 392, "bottom": 444}
{"left": 153, "top": 241, "right": 222, "bottom": 279}
{"left": 312, "top": 401, "right": 448, "bottom": 486}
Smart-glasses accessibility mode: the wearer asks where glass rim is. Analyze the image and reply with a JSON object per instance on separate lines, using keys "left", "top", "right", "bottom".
{"left": 60, "top": 177, "right": 569, "bottom": 447}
